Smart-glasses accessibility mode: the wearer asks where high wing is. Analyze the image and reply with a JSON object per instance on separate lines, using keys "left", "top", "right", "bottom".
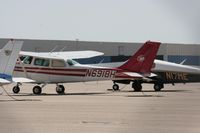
{"left": 20, "top": 50, "right": 104, "bottom": 60}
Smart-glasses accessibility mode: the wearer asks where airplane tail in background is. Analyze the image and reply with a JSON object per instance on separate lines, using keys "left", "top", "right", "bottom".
{"left": 0, "top": 40, "right": 23, "bottom": 80}
{"left": 118, "top": 41, "right": 161, "bottom": 74}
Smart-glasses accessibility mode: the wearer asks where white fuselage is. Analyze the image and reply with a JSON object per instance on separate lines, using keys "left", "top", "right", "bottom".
{"left": 14, "top": 60, "right": 138, "bottom": 83}
{"left": 90, "top": 60, "right": 200, "bottom": 74}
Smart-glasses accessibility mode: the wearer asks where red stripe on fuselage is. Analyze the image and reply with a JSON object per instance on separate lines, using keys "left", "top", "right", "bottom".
{"left": 14, "top": 69, "right": 85, "bottom": 77}
{"left": 14, "top": 66, "right": 87, "bottom": 72}
{"left": 14, "top": 66, "right": 137, "bottom": 79}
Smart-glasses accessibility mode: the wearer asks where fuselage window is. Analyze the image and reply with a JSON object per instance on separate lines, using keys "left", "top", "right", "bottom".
{"left": 67, "top": 59, "right": 78, "bottom": 66}
{"left": 43, "top": 59, "right": 50, "bottom": 66}
{"left": 23, "top": 56, "right": 33, "bottom": 64}
{"left": 34, "top": 58, "right": 50, "bottom": 67}
{"left": 51, "top": 59, "right": 65, "bottom": 67}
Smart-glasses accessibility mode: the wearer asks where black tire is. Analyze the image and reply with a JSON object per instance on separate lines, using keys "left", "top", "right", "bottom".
{"left": 13, "top": 86, "right": 20, "bottom": 94}
{"left": 132, "top": 82, "right": 142, "bottom": 92}
{"left": 33, "top": 86, "right": 42, "bottom": 95}
{"left": 154, "top": 84, "right": 162, "bottom": 91}
{"left": 56, "top": 85, "right": 65, "bottom": 94}
{"left": 112, "top": 84, "right": 119, "bottom": 91}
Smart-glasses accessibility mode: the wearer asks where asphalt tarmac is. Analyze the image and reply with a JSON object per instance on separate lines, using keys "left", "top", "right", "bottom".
{"left": 0, "top": 81, "right": 200, "bottom": 133}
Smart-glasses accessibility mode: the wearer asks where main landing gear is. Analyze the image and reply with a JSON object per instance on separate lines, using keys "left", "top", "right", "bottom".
{"left": 56, "top": 84, "right": 65, "bottom": 94}
{"left": 32, "top": 84, "right": 65, "bottom": 95}
{"left": 32, "top": 84, "right": 46, "bottom": 95}
{"left": 33, "top": 86, "right": 42, "bottom": 95}
{"left": 132, "top": 81, "right": 142, "bottom": 92}
{"left": 153, "top": 83, "right": 163, "bottom": 91}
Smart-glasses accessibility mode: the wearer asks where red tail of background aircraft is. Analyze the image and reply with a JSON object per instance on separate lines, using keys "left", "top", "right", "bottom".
{"left": 118, "top": 41, "right": 160, "bottom": 73}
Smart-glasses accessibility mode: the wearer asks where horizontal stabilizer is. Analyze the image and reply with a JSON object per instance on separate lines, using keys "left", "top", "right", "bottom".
{"left": 123, "top": 72, "right": 157, "bottom": 78}
{"left": 123, "top": 72, "right": 144, "bottom": 78}
{"left": 12, "top": 77, "right": 35, "bottom": 83}
{"left": 0, "top": 79, "right": 11, "bottom": 84}
{"left": 148, "top": 73, "right": 157, "bottom": 77}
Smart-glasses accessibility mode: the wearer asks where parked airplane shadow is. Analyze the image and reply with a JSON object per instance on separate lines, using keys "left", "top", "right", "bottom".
{"left": 159, "top": 89, "right": 191, "bottom": 93}
{"left": 11, "top": 92, "right": 111, "bottom": 97}
{"left": 4, "top": 89, "right": 190, "bottom": 98}
{"left": 0, "top": 98, "right": 41, "bottom": 102}
{"left": 10, "top": 92, "right": 163, "bottom": 98}
{"left": 125, "top": 94, "right": 163, "bottom": 97}
{"left": 107, "top": 89, "right": 190, "bottom": 93}
{"left": 106, "top": 89, "right": 190, "bottom": 97}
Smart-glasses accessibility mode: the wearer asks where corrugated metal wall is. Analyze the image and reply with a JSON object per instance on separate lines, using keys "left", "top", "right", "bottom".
{"left": 0, "top": 38, "right": 199, "bottom": 65}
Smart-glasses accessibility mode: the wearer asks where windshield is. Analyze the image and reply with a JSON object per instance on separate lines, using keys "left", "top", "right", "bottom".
{"left": 67, "top": 59, "right": 78, "bottom": 66}
{"left": 23, "top": 56, "right": 33, "bottom": 64}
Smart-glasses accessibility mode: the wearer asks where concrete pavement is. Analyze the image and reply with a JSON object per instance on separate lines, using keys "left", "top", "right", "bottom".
{"left": 0, "top": 81, "right": 200, "bottom": 133}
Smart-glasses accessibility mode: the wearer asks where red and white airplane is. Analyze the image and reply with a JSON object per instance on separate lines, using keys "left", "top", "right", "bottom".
{"left": 13, "top": 41, "right": 160, "bottom": 94}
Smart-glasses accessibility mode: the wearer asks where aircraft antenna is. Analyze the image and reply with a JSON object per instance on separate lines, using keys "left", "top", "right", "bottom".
{"left": 180, "top": 59, "right": 187, "bottom": 65}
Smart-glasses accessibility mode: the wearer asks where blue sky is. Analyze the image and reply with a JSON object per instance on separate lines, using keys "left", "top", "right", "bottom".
{"left": 0, "top": 0, "right": 199, "bottom": 43}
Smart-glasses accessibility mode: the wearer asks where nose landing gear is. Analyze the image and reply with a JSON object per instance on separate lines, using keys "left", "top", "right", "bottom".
{"left": 33, "top": 85, "right": 42, "bottom": 95}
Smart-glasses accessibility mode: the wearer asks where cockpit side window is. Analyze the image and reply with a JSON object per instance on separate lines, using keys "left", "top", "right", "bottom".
{"left": 23, "top": 56, "right": 33, "bottom": 64}
{"left": 51, "top": 59, "right": 65, "bottom": 67}
{"left": 34, "top": 58, "right": 50, "bottom": 67}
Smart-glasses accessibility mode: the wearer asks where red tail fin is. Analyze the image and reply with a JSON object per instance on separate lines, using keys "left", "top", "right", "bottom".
{"left": 118, "top": 41, "right": 161, "bottom": 73}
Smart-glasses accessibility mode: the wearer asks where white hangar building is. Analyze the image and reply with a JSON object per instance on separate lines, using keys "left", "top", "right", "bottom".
{"left": 0, "top": 38, "right": 199, "bottom": 67}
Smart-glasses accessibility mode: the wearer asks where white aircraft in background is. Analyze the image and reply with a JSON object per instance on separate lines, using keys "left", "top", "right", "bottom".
{"left": 13, "top": 41, "right": 161, "bottom": 94}
{"left": 99, "top": 59, "right": 200, "bottom": 92}
{"left": 87, "top": 56, "right": 200, "bottom": 92}
{"left": 0, "top": 40, "right": 33, "bottom": 87}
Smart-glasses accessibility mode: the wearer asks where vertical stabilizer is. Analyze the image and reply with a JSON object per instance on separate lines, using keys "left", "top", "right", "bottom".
{"left": 118, "top": 41, "right": 160, "bottom": 74}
